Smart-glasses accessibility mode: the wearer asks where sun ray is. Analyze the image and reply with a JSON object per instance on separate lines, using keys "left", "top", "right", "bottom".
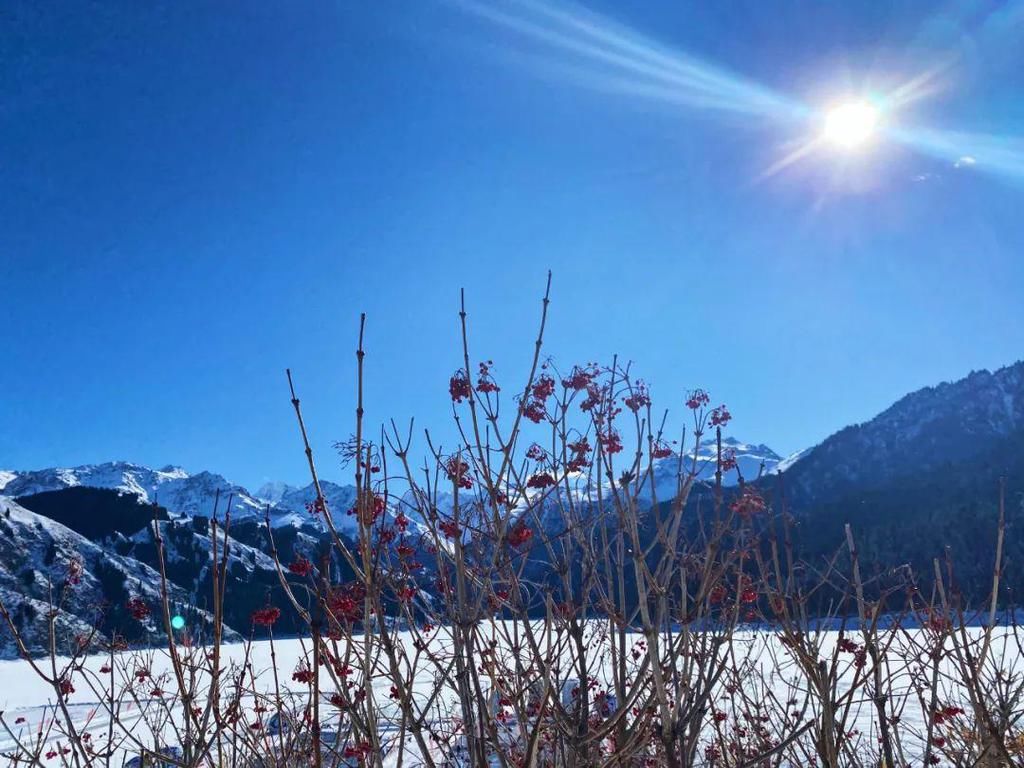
{"left": 452, "top": 0, "right": 805, "bottom": 121}
{"left": 880, "top": 56, "right": 956, "bottom": 111}
{"left": 754, "top": 137, "right": 827, "bottom": 183}
{"left": 451, "top": 0, "right": 1023, "bottom": 188}
{"left": 888, "top": 125, "right": 1024, "bottom": 182}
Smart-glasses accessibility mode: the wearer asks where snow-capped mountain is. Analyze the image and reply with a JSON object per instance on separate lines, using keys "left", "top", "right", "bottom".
{"left": 0, "top": 436, "right": 786, "bottom": 659}
{"left": 0, "top": 462, "right": 360, "bottom": 532}
{"left": 643, "top": 436, "right": 783, "bottom": 497}
{"left": 576, "top": 436, "right": 783, "bottom": 507}
{"left": 406, "top": 436, "right": 787, "bottom": 536}
{"left": 255, "top": 480, "right": 292, "bottom": 505}
{"left": 776, "top": 447, "right": 811, "bottom": 474}
{"left": 255, "top": 480, "right": 359, "bottom": 530}
{"left": 0, "top": 436, "right": 789, "bottom": 539}
{"left": 0, "top": 462, "right": 267, "bottom": 519}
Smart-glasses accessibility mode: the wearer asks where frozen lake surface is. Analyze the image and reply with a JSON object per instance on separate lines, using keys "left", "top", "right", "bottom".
{"left": 1, "top": 624, "right": 1018, "bottom": 765}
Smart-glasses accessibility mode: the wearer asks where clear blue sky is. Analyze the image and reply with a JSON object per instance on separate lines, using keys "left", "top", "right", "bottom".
{"left": 3, "top": 1, "right": 1023, "bottom": 489}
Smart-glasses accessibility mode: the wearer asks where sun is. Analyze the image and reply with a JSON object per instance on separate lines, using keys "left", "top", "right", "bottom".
{"left": 822, "top": 101, "right": 879, "bottom": 149}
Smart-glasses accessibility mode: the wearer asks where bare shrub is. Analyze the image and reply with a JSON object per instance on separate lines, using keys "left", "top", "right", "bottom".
{"left": 2, "top": 279, "right": 1020, "bottom": 767}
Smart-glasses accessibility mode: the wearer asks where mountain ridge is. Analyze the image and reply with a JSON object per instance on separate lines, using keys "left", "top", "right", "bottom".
{"left": 779, "top": 359, "right": 1024, "bottom": 504}
{"left": 0, "top": 434, "right": 786, "bottom": 534}
{"left": 0, "top": 462, "right": 361, "bottom": 534}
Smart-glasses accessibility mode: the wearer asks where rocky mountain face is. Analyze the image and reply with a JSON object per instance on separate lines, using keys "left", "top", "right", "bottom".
{"left": 0, "top": 493, "right": 241, "bottom": 659}
{"left": 256, "top": 480, "right": 360, "bottom": 530}
{"left": 1, "top": 463, "right": 267, "bottom": 521}
{"left": 0, "top": 485, "right": 346, "bottom": 658}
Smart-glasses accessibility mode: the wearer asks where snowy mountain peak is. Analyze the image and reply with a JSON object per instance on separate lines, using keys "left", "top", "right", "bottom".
{"left": 634, "top": 436, "right": 785, "bottom": 501}
{"left": 0, "top": 470, "right": 16, "bottom": 492}
{"left": 256, "top": 480, "right": 293, "bottom": 505}
{"left": 157, "top": 464, "right": 190, "bottom": 479}
{"left": 0, "top": 462, "right": 365, "bottom": 534}
{"left": 704, "top": 437, "right": 782, "bottom": 459}
{"left": 0, "top": 462, "right": 206, "bottom": 504}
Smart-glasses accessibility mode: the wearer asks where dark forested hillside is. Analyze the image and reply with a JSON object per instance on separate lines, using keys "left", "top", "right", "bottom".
{"left": 764, "top": 361, "right": 1024, "bottom": 604}
{"left": 16, "top": 487, "right": 170, "bottom": 539}
{"left": 781, "top": 361, "right": 1024, "bottom": 503}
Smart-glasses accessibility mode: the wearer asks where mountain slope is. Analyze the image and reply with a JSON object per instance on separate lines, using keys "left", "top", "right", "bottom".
{"left": 768, "top": 360, "right": 1024, "bottom": 602}
{"left": 13, "top": 486, "right": 171, "bottom": 539}
{"left": 0, "top": 495, "right": 237, "bottom": 658}
{"left": 780, "top": 360, "right": 1024, "bottom": 505}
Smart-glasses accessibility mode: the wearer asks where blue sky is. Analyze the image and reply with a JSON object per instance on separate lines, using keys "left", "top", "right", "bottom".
{"left": 3, "top": 1, "right": 1023, "bottom": 489}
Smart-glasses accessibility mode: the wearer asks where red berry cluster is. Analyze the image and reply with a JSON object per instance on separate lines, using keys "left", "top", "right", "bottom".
{"left": 251, "top": 606, "right": 281, "bottom": 627}
{"left": 305, "top": 497, "right": 328, "bottom": 517}
{"left": 580, "top": 384, "right": 603, "bottom": 413}
{"left": 521, "top": 398, "right": 547, "bottom": 424}
{"left": 624, "top": 381, "right": 651, "bottom": 412}
{"left": 327, "top": 582, "right": 366, "bottom": 623}
{"left": 567, "top": 437, "right": 591, "bottom": 472}
{"left": 343, "top": 742, "right": 373, "bottom": 760}
{"left": 526, "top": 443, "right": 547, "bottom": 461}
{"left": 730, "top": 489, "right": 765, "bottom": 519}
{"left": 347, "top": 493, "right": 386, "bottom": 526}
{"left": 446, "top": 457, "right": 473, "bottom": 489}
{"left": 531, "top": 373, "right": 556, "bottom": 401}
{"left": 931, "top": 705, "right": 965, "bottom": 726}
{"left": 126, "top": 596, "right": 151, "bottom": 620}
{"left": 720, "top": 449, "right": 738, "bottom": 472}
{"left": 652, "top": 440, "right": 673, "bottom": 460}
{"left": 837, "top": 636, "right": 867, "bottom": 669}
{"left": 507, "top": 522, "right": 533, "bottom": 548}
{"left": 686, "top": 389, "right": 711, "bottom": 410}
{"left": 521, "top": 373, "right": 558, "bottom": 424}
{"left": 288, "top": 557, "right": 314, "bottom": 577}
{"left": 599, "top": 428, "right": 623, "bottom": 455}
{"left": 476, "top": 361, "right": 500, "bottom": 394}
{"left": 710, "top": 405, "right": 732, "bottom": 427}
{"left": 527, "top": 472, "right": 556, "bottom": 489}
{"left": 449, "top": 370, "right": 472, "bottom": 403}
{"left": 562, "top": 364, "right": 598, "bottom": 391}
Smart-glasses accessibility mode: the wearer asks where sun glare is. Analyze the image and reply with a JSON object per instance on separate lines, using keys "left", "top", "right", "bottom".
{"left": 823, "top": 101, "right": 879, "bottom": 149}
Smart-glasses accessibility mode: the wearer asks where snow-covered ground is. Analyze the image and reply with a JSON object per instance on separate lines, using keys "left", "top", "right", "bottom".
{"left": 1, "top": 625, "right": 1013, "bottom": 766}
